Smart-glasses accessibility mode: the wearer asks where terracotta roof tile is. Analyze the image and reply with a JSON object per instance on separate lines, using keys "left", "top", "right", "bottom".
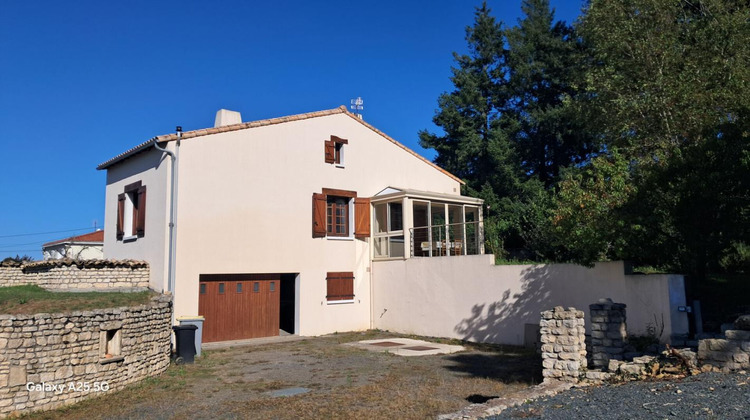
{"left": 42, "top": 230, "right": 104, "bottom": 247}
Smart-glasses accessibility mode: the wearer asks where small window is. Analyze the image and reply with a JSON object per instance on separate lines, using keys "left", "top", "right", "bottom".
{"left": 270, "top": 281, "right": 276, "bottom": 292}
{"left": 389, "top": 202, "right": 403, "bottom": 231}
{"left": 324, "top": 135, "right": 348, "bottom": 165}
{"left": 236, "top": 283, "right": 243, "bottom": 293}
{"left": 327, "top": 196, "right": 350, "bottom": 236}
{"left": 253, "top": 282, "right": 260, "bottom": 293}
{"left": 218, "top": 283, "right": 225, "bottom": 294}
{"left": 334, "top": 142, "right": 344, "bottom": 165}
{"left": 116, "top": 181, "right": 146, "bottom": 241}
{"left": 326, "top": 272, "right": 354, "bottom": 302}
{"left": 99, "top": 327, "right": 122, "bottom": 363}
{"left": 200, "top": 284, "right": 206, "bottom": 294}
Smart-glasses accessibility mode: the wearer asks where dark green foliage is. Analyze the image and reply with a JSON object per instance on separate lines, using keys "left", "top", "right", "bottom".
{"left": 559, "top": 0, "right": 750, "bottom": 277}
{"left": 421, "top": 1, "right": 591, "bottom": 260}
{"left": 1, "top": 255, "right": 34, "bottom": 266}
{"left": 423, "top": 0, "right": 750, "bottom": 280}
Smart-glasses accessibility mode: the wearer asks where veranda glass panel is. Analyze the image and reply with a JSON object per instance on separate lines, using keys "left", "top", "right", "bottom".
{"left": 448, "top": 205, "right": 464, "bottom": 255}
{"left": 464, "top": 206, "right": 480, "bottom": 255}
{"left": 431, "top": 204, "right": 446, "bottom": 256}
{"left": 373, "top": 237, "right": 389, "bottom": 258}
{"left": 389, "top": 236, "right": 405, "bottom": 258}
{"left": 374, "top": 203, "right": 388, "bottom": 233}
{"left": 389, "top": 202, "right": 403, "bottom": 231}
{"left": 412, "top": 202, "right": 430, "bottom": 256}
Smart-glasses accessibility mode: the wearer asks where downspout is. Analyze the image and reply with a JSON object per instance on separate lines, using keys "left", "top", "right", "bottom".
{"left": 153, "top": 127, "right": 181, "bottom": 323}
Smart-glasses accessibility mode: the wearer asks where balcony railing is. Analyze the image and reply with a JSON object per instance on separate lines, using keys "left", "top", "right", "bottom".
{"left": 409, "top": 220, "right": 484, "bottom": 257}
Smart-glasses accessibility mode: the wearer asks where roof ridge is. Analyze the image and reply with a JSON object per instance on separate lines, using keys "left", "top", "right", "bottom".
{"left": 97, "top": 107, "right": 347, "bottom": 169}
{"left": 96, "top": 106, "right": 463, "bottom": 185}
{"left": 338, "top": 110, "right": 464, "bottom": 184}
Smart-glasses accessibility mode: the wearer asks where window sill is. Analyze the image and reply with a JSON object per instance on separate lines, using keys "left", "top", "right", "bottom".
{"left": 123, "top": 236, "right": 138, "bottom": 243}
{"left": 335, "top": 164, "right": 346, "bottom": 169}
{"left": 327, "top": 299, "right": 355, "bottom": 305}
{"left": 327, "top": 236, "right": 354, "bottom": 241}
{"left": 99, "top": 355, "right": 124, "bottom": 364}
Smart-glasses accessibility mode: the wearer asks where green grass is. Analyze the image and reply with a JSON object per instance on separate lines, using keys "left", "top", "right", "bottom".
{"left": 631, "top": 265, "right": 670, "bottom": 274}
{"left": 494, "top": 257, "right": 549, "bottom": 265}
{"left": 0, "top": 284, "right": 155, "bottom": 314}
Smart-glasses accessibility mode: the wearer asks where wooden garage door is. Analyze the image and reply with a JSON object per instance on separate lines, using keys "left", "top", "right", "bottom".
{"left": 198, "top": 274, "right": 280, "bottom": 343}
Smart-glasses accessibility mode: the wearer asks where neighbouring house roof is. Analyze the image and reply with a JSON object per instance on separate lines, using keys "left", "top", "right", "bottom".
{"left": 42, "top": 230, "right": 105, "bottom": 248}
{"left": 96, "top": 106, "right": 464, "bottom": 184}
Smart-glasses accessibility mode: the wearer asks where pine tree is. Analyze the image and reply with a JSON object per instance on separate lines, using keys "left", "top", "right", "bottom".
{"left": 505, "top": 0, "right": 596, "bottom": 188}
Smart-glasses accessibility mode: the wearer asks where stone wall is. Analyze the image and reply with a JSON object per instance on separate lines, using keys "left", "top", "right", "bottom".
{"left": 698, "top": 330, "right": 750, "bottom": 372}
{"left": 540, "top": 306, "right": 587, "bottom": 383}
{"left": 589, "top": 298, "right": 627, "bottom": 369}
{"left": 0, "top": 259, "right": 149, "bottom": 291}
{"left": 0, "top": 294, "right": 172, "bottom": 416}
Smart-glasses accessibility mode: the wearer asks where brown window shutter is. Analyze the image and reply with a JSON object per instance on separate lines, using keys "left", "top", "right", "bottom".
{"left": 312, "top": 192, "right": 327, "bottom": 238}
{"left": 116, "top": 193, "right": 125, "bottom": 240}
{"left": 354, "top": 198, "right": 371, "bottom": 238}
{"left": 136, "top": 186, "right": 147, "bottom": 237}
{"left": 324, "top": 140, "right": 335, "bottom": 163}
{"left": 326, "top": 271, "right": 354, "bottom": 301}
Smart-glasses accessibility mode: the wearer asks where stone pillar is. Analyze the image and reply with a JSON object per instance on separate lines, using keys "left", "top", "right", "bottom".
{"left": 589, "top": 298, "right": 627, "bottom": 369}
{"left": 540, "top": 306, "right": 587, "bottom": 382}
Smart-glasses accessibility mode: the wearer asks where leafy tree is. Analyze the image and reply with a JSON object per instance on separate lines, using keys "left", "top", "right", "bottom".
{"left": 552, "top": 149, "right": 634, "bottom": 265}
{"left": 580, "top": 0, "right": 750, "bottom": 161}
{"left": 505, "top": 0, "right": 597, "bottom": 187}
{"left": 421, "top": 1, "right": 590, "bottom": 260}
{"left": 419, "top": 2, "right": 517, "bottom": 199}
{"left": 1, "top": 255, "right": 34, "bottom": 265}
{"left": 553, "top": 0, "right": 750, "bottom": 277}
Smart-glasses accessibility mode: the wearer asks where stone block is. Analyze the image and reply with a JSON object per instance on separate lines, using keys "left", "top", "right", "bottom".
{"left": 620, "top": 363, "right": 644, "bottom": 375}
{"left": 733, "top": 352, "right": 749, "bottom": 364}
{"left": 607, "top": 359, "right": 623, "bottom": 372}
{"left": 559, "top": 352, "right": 580, "bottom": 361}
{"left": 632, "top": 356, "right": 655, "bottom": 364}
{"left": 9, "top": 366, "right": 26, "bottom": 386}
{"left": 591, "top": 316, "right": 606, "bottom": 323}
{"left": 707, "top": 351, "right": 732, "bottom": 362}
{"left": 725, "top": 330, "right": 750, "bottom": 340}
{"left": 723, "top": 362, "right": 742, "bottom": 371}
{"left": 734, "top": 314, "right": 750, "bottom": 331}
{"left": 710, "top": 339, "right": 739, "bottom": 352}
{"left": 698, "top": 340, "right": 710, "bottom": 355}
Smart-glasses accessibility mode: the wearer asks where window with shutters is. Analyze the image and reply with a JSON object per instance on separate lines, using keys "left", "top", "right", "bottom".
{"left": 324, "top": 135, "right": 348, "bottom": 166}
{"left": 312, "top": 188, "right": 370, "bottom": 240}
{"left": 116, "top": 181, "right": 146, "bottom": 241}
{"left": 326, "top": 272, "right": 354, "bottom": 303}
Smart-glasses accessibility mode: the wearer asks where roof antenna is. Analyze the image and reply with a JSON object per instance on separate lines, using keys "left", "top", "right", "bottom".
{"left": 350, "top": 97, "right": 364, "bottom": 120}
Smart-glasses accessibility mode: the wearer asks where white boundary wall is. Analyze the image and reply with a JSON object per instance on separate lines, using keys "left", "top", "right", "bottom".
{"left": 372, "top": 256, "right": 688, "bottom": 346}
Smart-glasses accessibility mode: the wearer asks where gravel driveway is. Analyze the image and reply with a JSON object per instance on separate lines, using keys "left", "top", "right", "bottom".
{"left": 485, "top": 372, "right": 750, "bottom": 419}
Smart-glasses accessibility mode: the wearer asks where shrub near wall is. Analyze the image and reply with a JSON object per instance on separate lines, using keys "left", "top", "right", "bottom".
{"left": 0, "top": 294, "right": 172, "bottom": 417}
{"left": 0, "top": 259, "right": 149, "bottom": 291}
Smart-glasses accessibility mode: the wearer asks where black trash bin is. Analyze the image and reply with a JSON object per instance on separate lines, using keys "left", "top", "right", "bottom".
{"left": 172, "top": 325, "right": 198, "bottom": 364}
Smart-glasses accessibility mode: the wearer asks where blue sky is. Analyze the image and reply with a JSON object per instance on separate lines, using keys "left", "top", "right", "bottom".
{"left": 0, "top": 0, "right": 583, "bottom": 260}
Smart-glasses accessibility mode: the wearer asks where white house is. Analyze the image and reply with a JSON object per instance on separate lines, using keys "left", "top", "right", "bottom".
{"left": 42, "top": 230, "right": 105, "bottom": 260}
{"left": 97, "top": 107, "right": 484, "bottom": 343}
